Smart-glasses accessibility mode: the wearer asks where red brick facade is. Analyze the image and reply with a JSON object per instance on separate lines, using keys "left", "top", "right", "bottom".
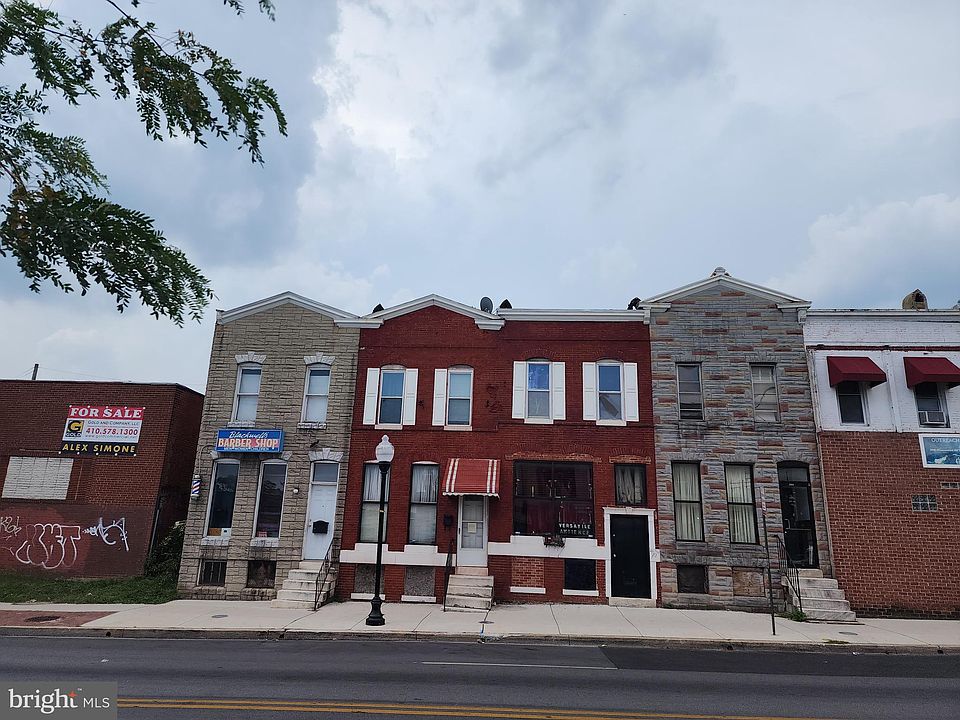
{"left": 336, "top": 305, "right": 657, "bottom": 604}
{"left": 820, "top": 431, "right": 960, "bottom": 617}
{"left": 0, "top": 380, "right": 203, "bottom": 577}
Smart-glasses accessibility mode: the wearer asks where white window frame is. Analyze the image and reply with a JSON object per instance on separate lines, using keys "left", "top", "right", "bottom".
{"left": 205, "top": 458, "right": 240, "bottom": 538}
{"left": 377, "top": 367, "right": 406, "bottom": 427}
{"left": 914, "top": 382, "right": 950, "bottom": 428}
{"left": 677, "top": 363, "right": 704, "bottom": 421}
{"left": 446, "top": 366, "right": 473, "bottom": 428}
{"left": 525, "top": 360, "right": 552, "bottom": 423}
{"left": 408, "top": 461, "right": 440, "bottom": 545}
{"left": 251, "top": 460, "right": 287, "bottom": 541}
{"left": 596, "top": 361, "right": 626, "bottom": 426}
{"left": 750, "top": 364, "right": 780, "bottom": 423}
{"left": 232, "top": 363, "right": 262, "bottom": 423}
{"left": 301, "top": 364, "right": 331, "bottom": 425}
{"left": 836, "top": 381, "right": 869, "bottom": 426}
{"left": 360, "top": 461, "right": 390, "bottom": 543}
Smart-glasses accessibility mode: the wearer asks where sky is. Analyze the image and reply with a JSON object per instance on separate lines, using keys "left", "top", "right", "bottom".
{"left": 2, "top": 0, "right": 958, "bottom": 391}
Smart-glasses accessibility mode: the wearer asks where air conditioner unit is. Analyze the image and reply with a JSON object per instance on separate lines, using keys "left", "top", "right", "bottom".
{"left": 919, "top": 410, "right": 947, "bottom": 426}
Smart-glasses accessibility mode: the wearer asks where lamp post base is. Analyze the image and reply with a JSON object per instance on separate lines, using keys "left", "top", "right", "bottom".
{"left": 365, "top": 596, "right": 385, "bottom": 626}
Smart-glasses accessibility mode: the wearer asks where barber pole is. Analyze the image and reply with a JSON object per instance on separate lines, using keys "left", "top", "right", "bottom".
{"left": 190, "top": 476, "right": 201, "bottom": 499}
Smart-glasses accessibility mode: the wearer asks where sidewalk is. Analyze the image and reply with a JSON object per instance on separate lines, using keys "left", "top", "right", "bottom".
{"left": 1, "top": 600, "right": 958, "bottom": 651}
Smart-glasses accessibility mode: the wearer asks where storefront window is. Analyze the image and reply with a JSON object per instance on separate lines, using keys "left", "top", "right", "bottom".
{"left": 513, "top": 461, "right": 593, "bottom": 538}
{"left": 253, "top": 462, "right": 287, "bottom": 538}
{"left": 206, "top": 461, "right": 239, "bottom": 536}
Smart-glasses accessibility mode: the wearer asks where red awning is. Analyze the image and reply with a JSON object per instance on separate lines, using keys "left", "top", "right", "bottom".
{"left": 826, "top": 356, "right": 887, "bottom": 387}
{"left": 443, "top": 459, "right": 500, "bottom": 497}
{"left": 904, "top": 356, "right": 960, "bottom": 388}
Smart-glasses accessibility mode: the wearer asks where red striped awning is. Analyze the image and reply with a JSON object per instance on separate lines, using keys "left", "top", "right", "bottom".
{"left": 904, "top": 356, "right": 960, "bottom": 388}
{"left": 826, "top": 356, "right": 887, "bottom": 387}
{"left": 443, "top": 459, "right": 500, "bottom": 497}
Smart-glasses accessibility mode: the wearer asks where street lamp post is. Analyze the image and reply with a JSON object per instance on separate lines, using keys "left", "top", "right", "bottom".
{"left": 366, "top": 434, "right": 394, "bottom": 626}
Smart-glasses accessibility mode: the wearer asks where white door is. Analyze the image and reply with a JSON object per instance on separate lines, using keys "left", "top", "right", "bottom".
{"left": 303, "top": 463, "right": 339, "bottom": 560}
{"left": 457, "top": 496, "right": 488, "bottom": 566}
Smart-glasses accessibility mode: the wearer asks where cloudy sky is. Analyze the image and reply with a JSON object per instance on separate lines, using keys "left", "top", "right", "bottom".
{"left": 2, "top": 0, "right": 958, "bottom": 391}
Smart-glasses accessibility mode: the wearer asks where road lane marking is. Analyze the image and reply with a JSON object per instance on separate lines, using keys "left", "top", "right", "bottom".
{"left": 420, "top": 660, "right": 616, "bottom": 670}
{"left": 118, "top": 697, "right": 843, "bottom": 720}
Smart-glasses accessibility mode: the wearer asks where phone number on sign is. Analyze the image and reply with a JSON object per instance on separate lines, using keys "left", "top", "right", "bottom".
{"left": 85, "top": 427, "right": 140, "bottom": 436}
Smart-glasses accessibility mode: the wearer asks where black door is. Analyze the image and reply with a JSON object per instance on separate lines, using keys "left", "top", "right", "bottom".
{"left": 610, "top": 515, "right": 651, "bottom": 598}
{"left": 779, "top": 474, "right": 818, "bottom": 569}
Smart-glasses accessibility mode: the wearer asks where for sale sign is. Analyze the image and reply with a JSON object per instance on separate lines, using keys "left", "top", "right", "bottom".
{"left": 61, "top": 405, "right": 145, "bottom": 457}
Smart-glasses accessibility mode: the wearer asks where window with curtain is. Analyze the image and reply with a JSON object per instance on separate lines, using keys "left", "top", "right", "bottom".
{"left": 408, "top": 464, "right": 439, "bottom": 544}
{"left": 253, "top": 463, "right": 287, "bottom": 538}
{"left": 725, "top": 464, "right": 757, "bottom": 544}
{"left": 672, "top": 462, "right": 703, "bottom": 541}
{"left": 303, "top": 366, "right": 331, "bottom": 422}
{"left": 513, "top": 461, "right": 594, "bottom": 537}
{"left": 234, "top": 366, "right": 261, "bottom": 421}
{"left": 360, "top": 463, "right": 390, "bottom": 543}
{"left": 614, "top": 464, "right": 646, "bottom": 505}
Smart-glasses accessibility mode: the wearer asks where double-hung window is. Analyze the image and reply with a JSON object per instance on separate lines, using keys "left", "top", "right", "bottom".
{"left": 598, "top": 363, "right": 623, "bottom": 421}
{"left": 751, "top": 365, "right": 779, "bottom": 422}
{"left": 360, "top": 462, "right": 389, "bottom": 543}
{"left": 527, "top": 362, "right": 551, "bottom": 419}
{"left": 206, "top": 460, "right": 239, "bottom": 537}
{"left": 447, "top": 368, "right": 472, "bottom": 426}
{"left": 672, "top": 462, "right": 703, "bottom": 541}
{"left": 302, "top": 365, "right": 331, "bottom": 423}
{"left": 253, "top": 462, "right": 287, "bottom": 538}
{"left": 677, "top": 364, "right": 703, "bottom": 420}
{"left": 234, "top": 365, "right": 261, "bottom": 422}
{"left": 724, "top": 464, "right": 757, "bottom": 544}
{"left": 915, "top": 382, "right": 949, "bottom": 427}
{"left": 836, "top": 381, "right": 866, "bottom": 424}
{"left": 614, "top": 464, "right": 646, "bottom": 506}
{"left": 379, "top": 370, "right": 405, "bottom": 425}
{"left": 409, "top": 464, "right": 439, "bottom": 544}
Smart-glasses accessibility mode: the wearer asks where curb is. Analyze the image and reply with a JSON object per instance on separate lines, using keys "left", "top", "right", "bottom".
{"left": 0, "top": 625, "right": 953, "bottom": 655}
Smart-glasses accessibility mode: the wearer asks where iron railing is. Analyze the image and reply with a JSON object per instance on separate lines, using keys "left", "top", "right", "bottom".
{"left": 313, "top": 542, "right": 335, "bottom": 612}
{"left": 776, "top": 534, "right": 802, "bottom": 615}
{"left": 441, "top": 539, "right": 455, "bottom": 612}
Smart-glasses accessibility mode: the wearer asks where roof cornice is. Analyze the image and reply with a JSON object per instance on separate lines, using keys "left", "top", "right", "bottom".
{"left": 498, "top": 308, "right": 651, "bottom": 324}
{"left": 643, "top": 272, "right": 809, "bottom": 306}
{"left": 365, "top": 294, "right": 505, "bottom": 330}
{"left": 806, "top": 309, "right": 960, "bottom": 319}
{"left": 217, "top": 291, "right": 360, "bottom": 326}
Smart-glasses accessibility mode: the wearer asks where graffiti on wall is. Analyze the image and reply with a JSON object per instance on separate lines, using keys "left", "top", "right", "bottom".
{"left": 0, "top": 515, "right": 129, "bottom": 570}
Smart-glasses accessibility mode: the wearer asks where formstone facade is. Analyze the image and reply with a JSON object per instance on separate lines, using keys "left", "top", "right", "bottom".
{"left": 179, "top": 294, "right": 361, "bottom": 599}
{"left": 646, "top": 270, "right": 828, "bottom": 610}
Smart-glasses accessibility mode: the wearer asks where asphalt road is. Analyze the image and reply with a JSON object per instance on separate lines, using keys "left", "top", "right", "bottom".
{"left": 0, "top": 636, "right": 957, "bottom": 719}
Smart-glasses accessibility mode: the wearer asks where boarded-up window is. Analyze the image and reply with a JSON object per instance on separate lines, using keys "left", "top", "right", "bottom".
{"left": 2, "top": 457, "right": 72, "bottom": 500}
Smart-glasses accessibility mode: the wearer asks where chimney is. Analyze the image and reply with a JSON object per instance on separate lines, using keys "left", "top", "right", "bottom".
{"left": 901, "top": 289, "right": 928, "bottom": 310}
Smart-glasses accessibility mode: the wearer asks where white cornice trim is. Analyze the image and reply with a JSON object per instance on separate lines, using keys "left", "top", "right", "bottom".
{"left": 217, "top": 291, "right": 360, "bottom": 326}
{"left": 806, "top": 309, "right": 960, "bottom": 319}
{"left": 498, "top": 308, "right": 651, "bottom": 324}
{"left": 365, "top": 294, "right": 505, "bottom": 330}
{"left": 643, "top": 273, "right": 809, "bottom": 305}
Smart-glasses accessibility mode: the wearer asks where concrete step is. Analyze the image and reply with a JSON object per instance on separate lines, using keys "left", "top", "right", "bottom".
{"left": 298, "top": 560, "right": 327, "bottom": 571}
{"left": 445, "top": 583, "right": 492, "bottom": 598}
{"left": 797, "top": 597, "right": 851, "bottom": 612}
{"left": 271, "top": 595, "right": 327, "bottom": 609}
{"left": 444, "top": 593, "right": 492, "bottom": 610}
{"left": 804, "top": 608, "right": 858, "bottom": 623}
{"left": 447, "top": 575, "right": 493, "bottom": 587}
{"left": 279, "top": 579, "right": 334, "bottom": 592}
{"left": 286, "top": 569, "right": 323, "bottom": 582}
{"left": 796, "top": 577, "right": 839, "bottom": 590}
{"left": 275, "top": 588, "right": 318, "bottom": 602}
{"left": 796, "top": 569, "right": 825, "bottom": 579}
{"left": 456, "top": 566, "right": 489, "bottom": 576}
{"left": 443, "top": 604, "right": 488, "bottom": 613}
{"left": 795, "top": 587, "right": 847, "bottom": 600}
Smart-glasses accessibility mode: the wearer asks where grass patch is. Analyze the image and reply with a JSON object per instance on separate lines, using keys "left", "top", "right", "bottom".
{"left": 0, "top": 572, "right": 177, "bottom": 605}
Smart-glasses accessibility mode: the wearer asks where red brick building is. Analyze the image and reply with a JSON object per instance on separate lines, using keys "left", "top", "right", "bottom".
{"left": 0, "top": 380, "right": 203, "bottom": 577}
{"left": 336, "top": 296, "right": 657, "bottom": 607}
{"left": 805, "top": 309, "right": 960, "bottom": 617}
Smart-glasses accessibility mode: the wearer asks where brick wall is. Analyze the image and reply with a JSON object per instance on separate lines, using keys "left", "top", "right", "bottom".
{"left": 650, "top": 288, "right": 825, "bottom": 610}
{"left": 336, "top": 305, "right": 657, "bottom": 604}
{"left": 178, "top": 302, "right": 359, "bottom": 599}
{"left": 820, "top": 431, "right": 960, "bottom": 617}
{"left": 0, "top": 380, "right": 202, "bottom": 577}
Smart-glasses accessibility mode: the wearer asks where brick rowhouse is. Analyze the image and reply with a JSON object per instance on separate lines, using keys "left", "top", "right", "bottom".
{"left": 0, "top": 380, "right": 203, "bottom": 577}
{"left": 336, "top": 296, "right": 658, "bottom": 606}
{"left": 805, "top": 306, "right": 960, "bottom": 618}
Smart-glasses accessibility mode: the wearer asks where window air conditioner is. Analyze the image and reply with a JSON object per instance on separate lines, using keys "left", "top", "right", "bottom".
{"left": 918, "top": 410, "right": 947, "bottom": 426}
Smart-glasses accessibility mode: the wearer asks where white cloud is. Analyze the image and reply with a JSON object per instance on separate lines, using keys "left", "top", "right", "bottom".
{"left": 769, "top": 194, "right": 960, "bottom": 308}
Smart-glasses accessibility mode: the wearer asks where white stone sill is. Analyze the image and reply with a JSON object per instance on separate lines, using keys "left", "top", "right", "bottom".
{"left": 509, "top": 586, "right": 546, "bottom": 595}
{"left": 562, "top": 589, "right": 600, "bottom": 597}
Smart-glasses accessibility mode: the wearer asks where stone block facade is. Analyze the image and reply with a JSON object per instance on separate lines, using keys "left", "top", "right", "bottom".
{"left": 648, "top": 274, "right": 827, "bottom": 610}
{"left": 178, "top": 299, "right": 360, "bottom": 599}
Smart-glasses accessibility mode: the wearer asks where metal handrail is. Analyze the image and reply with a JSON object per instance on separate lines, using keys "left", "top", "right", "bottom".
{"left": 776, "top": 535, "right": 802, "bottom": 615}
{"left": 313, "top": 542, "right": 335, "bottom": 612}
{"left": 441, "top": 539, "right": 455, "bottom": 612}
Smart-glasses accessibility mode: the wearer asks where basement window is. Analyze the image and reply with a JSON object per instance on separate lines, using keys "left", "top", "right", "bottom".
{"left": 246, "top": 560, "right": 277, "bottom": 588}
{"left": 563, "top": 559, "right": 596, "bottom": 591}
{"left": 198, "top": 560, "right": 227, "bottom": 587}
{"left": 676, "top": 564, "right": 708, "bottom": 594}
{"left": 911, "top": 495, "right": 938, "bottom": 512}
